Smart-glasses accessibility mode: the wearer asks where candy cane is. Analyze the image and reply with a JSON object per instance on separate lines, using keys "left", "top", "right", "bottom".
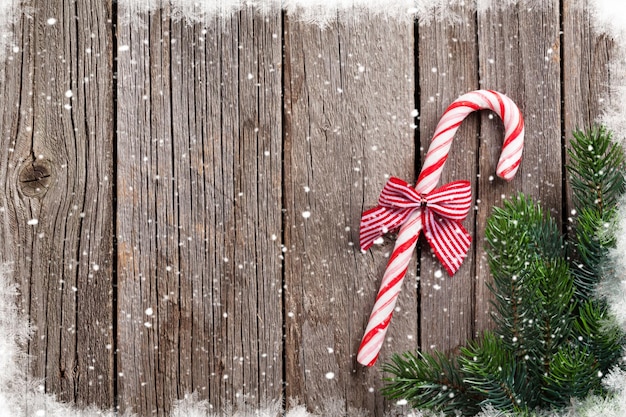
{"left": 357, "top": 90, "right": 524, "bottom": 367}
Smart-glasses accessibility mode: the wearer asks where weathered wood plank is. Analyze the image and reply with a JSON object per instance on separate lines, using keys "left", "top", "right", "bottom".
{"left": 283, "top": 15, "right": 417, "bottom": 416}
{"left": 116, "top": 5, "right": 177, "bottom": 413}
{"left": 563, "top": 1, "right": 613, "bottom": 133}
{"left": 474, "top": 2, "right": 562, "bottom": 334}
{"left": 193, "top": 7, "right": 284, "bottom": 408}
{"left": 0, "top": 0, "right": 114, "bottom": 408}
{"left": 417, "top": 3, "right": 479, "bottom": 353}
{"left": 563, "top": 0, "right": 614, "bottom": 212}
{"left": 231, "top": 9, "right": 284, "bottom": 405}
{"left": 116, "top": 5, "right": 283, "bottom": 414}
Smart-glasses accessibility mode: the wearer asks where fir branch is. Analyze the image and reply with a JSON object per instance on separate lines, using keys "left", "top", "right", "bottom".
{"left": 573, "top": 300, "right": 626, "bottom": 374}
{"left": 570, "top": 207, "right": 617, "bottom": 297}
{"left": 459, "top": 332, "right": 532, "bottom": 411}
{"left": 567, "top": 126, "right": 625, "bottom": 212}
{"left": 541, "top": 344, "right": 600, "bottom": 408}
{"left": 528, "top": 258, "right": 576, "bottom": 384}
{"left": 381, "top": 350, "right": 481, "bottom": 416}
{"left": 568, "top": 126, "right": 625, "bottom": 298}
{"left": 485, "top": 195, "right": 563, "bottom": 360}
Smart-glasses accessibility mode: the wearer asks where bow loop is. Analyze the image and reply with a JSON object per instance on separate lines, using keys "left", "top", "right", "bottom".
{"left": 422, "top": 180, "right": 472, "bottom": 221}
{"left": 360, "top": 178, "right": 473, "bottom": 275}
{"left": 378, "top": 177, "right": 422, "bottom": 208}
{"left": 360, "top": 177, "right": 420, "bottom": 252}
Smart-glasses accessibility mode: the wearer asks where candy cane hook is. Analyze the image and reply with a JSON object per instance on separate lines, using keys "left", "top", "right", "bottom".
{"left": 357, "top": 90, "right": 524, "bottom": 367}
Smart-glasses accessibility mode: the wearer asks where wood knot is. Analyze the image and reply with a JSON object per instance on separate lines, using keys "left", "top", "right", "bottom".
{"left": 19, "top": 158, "right": 53, "bottom": 198}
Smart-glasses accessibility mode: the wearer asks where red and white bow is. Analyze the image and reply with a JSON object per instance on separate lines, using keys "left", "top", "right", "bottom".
{"left": 360, "top": 177, "right": 472, "bottom": 275}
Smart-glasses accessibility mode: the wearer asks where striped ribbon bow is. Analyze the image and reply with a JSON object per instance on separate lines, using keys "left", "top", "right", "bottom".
{"left": 360, "top": 177, "right": 472, "bottom": 275}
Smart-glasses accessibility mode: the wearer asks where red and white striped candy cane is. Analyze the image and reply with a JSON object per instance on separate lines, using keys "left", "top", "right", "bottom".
{"left": 357, "top": 90, "right": 524, "bottom": 367}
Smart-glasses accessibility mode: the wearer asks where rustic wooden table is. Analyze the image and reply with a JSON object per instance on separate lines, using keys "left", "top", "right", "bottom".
{"left": 0, "top": 0, "right": 615, "bottom": 415}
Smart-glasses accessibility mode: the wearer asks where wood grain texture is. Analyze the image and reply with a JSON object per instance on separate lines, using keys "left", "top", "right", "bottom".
{"left": 0, "top": 0, "right": 114, "bottom": 409}
{"left": 283, "top": 15, "right": 417, "bottom": 416}
{"left": 116, "top": 4, "right": 283, "bottom": 414}
{"left": 116, "top": 6, "right": 180, "bottom": 413}
{"left": 0, "top": 3, "right": 619, "bottom": 416}
{"left": 417, "top": 3, "right": 479, "bottom": 354}
{"left": 474, "top": 1, "right": 562, "bottom": 334}
{"left": 563, "top": 0, "right": 614, "bottom": 133}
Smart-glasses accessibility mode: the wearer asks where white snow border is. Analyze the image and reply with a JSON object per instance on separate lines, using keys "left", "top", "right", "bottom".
{"left": 0, "top": 1, "right": 626, "bottom": 416}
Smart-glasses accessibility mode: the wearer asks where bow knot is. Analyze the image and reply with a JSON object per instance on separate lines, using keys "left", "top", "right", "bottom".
{"left": 360, "top": 177, "right": 472, "bottom": 275}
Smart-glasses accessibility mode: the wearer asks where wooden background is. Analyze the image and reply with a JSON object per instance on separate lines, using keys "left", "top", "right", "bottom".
{"left": 0, "top": 0, "right": 617, "bottom": 415}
